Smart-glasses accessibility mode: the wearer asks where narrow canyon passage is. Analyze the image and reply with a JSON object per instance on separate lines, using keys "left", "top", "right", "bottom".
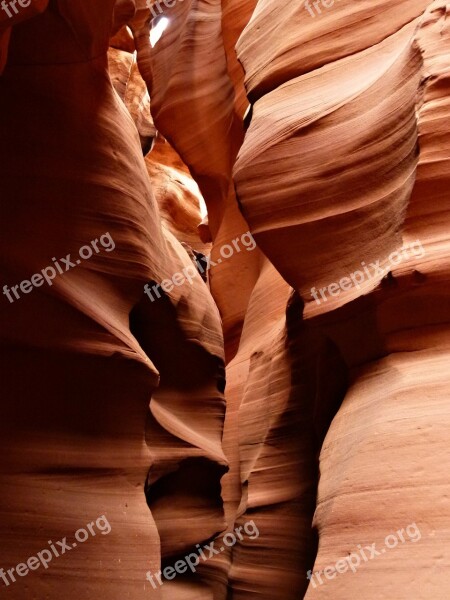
{"left": 0, "top": 1, "right": 449, "bottom": 599}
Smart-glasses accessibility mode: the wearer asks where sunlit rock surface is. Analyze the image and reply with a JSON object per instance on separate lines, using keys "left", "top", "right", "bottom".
{"left": 0, "top": 0, "right": 449, "bottom": 598}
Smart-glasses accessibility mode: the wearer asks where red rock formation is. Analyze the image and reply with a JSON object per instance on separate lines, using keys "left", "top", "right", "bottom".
{"left": 1, "top": 2, "right": 226, "bottom": 598}
{"left": 1, "top": 0, "right": 449, "bottom": 599}
{"left": 230, "top": 2, "right": 450, "bottom": 599}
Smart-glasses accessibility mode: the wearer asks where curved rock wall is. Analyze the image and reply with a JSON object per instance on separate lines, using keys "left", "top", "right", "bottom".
{"left": 1, "top": 2, "right": 226, "bottom": 598}
{"left": 1, "top": 0, "right": 449, "bottom": 599}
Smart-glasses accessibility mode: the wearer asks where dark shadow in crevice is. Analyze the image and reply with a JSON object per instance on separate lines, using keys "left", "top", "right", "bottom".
{"left": 129, "top": 282, "right": 227, "bottom": 558}
{"left": 285, "top": 292, "right": 349, "bottom": 597}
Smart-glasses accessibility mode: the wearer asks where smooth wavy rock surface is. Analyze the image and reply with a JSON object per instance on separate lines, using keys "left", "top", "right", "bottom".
{"left": 1, "top": 0, "right": 449, "bottom": 599}
{"left": 230, "top": 1, "right": 450, "bottom": 599}
{"left": 1, "top": 2, "right": 226, "bottom": 598}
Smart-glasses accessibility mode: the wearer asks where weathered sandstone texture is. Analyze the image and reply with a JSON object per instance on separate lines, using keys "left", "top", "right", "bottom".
{"left": 1, "top": 0, "right": 448, "bottom": 599}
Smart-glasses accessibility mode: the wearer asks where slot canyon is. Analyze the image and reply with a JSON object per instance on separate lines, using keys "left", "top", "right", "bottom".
{"left": 0, "top": 0, "right": 449, "bottom": 598}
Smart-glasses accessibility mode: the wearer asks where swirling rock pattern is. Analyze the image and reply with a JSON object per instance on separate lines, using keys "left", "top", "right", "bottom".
{"left": 231, "top": 1, "right": 450, "bottom": 599}
{"left": 1, "top": 2, "right": 226, "bottom": 598}
{"left": 1, "top": 0, "right": 449, "bottom": 599}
